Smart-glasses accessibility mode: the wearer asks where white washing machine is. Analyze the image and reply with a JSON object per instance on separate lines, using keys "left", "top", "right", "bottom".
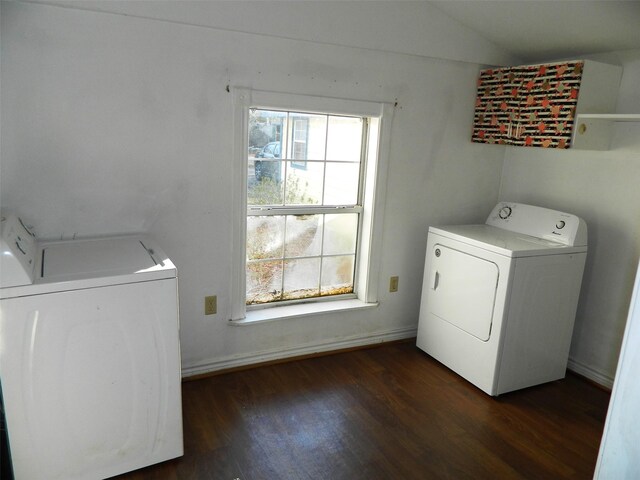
{"left": 0, "top": 214, "right": 183, "bottom": 479}
{"left": 416, "top": 202, "right": 588, "bottom": 396}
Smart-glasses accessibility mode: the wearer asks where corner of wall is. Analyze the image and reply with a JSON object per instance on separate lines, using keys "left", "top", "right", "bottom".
{"left": 495, "top": 146, "right": 511, "bottom": 202}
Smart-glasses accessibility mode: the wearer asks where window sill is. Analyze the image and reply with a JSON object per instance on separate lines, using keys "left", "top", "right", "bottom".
{"left": 229, "top": 299, "right": 379, "bottom": 326}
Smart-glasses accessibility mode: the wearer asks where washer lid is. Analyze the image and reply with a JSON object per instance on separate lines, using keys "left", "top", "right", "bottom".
{"left": 42, "top": 237, "right": 157, "bottom": 279}
{"left": 1, "top": 236, "right": 175, "bottom": 299}
{"left": 429, "top": 224, "right": 587, "bottom": 258}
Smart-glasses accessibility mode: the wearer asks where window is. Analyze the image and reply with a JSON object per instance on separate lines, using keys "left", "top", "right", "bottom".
{"left": 232, "top": 89, "right": 393, "bottom": 320}
{"left": 247, "top": 110, "right": 365, "bottom": 305}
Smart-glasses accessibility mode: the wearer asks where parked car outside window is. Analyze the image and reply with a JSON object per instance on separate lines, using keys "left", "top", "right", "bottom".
{"left": 254, "top": 142, "right": 282, "bottom": 181}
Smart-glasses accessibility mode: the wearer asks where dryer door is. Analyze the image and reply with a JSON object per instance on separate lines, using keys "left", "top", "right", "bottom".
{"left": 428, "top": 243, "right": 498, "bottom": 341}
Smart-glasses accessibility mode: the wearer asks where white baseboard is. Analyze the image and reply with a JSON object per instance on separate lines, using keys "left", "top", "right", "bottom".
{"left": 567, "top": 357, "right": 614, "bottom": 389}
{"left": 182, "top": 326, "right": 417, "bottom": 378}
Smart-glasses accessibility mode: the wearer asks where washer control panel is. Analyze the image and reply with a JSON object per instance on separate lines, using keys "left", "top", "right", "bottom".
{"left": 486, "top": 202, "right": 587, "bottom": 247}
{"left": 1, "top": 214, "right": 38, "bottom": 288}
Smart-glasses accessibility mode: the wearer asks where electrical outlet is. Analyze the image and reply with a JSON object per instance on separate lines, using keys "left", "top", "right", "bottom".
{"left": 205, "top": 295, "right": 217, "bottom": 315}
{"left": 389, "top": 276, "right": 399, "bottom": 293}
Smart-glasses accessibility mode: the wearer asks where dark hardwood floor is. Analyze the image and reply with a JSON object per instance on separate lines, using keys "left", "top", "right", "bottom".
{"left": 115, "top": 341, "right": 610, "bottom": 480}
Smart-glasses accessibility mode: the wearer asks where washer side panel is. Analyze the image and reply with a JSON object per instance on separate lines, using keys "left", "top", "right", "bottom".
{"left": 0, "top": 278, "right": 182, "bottom": 480}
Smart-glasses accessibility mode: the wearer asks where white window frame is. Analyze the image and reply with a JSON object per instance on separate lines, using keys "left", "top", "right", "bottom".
{"left": 231, "top": 88, "right": 393, "bottom": 321}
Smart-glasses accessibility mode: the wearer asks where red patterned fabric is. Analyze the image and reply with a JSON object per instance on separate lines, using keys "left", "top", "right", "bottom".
{"left": 472, "top": 61, "right": 584, "bottom": 148}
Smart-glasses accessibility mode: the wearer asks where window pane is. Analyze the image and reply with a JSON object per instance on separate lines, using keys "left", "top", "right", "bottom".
{"left": 285, "top": 162, "right": 323, "bottom": 205}
{"left": 247, "top": 216, "right": 285, "bottom": 260}
{"left": 288, "top": 113, "right": 327, "bottom": 161}
{"left": 323, "top": 162, "right": 360, "bottom": 205}
{"left": 249, "top": 109, "right": 287, "bottom": 155}
{"left": 321, "top": 255, "right": 355, "bottom": 295}
{"left": 285, "top": 215, "right": 323, "bottom": 258}
{"left": 326, "top": 116, "right": 362, "bottom": 162}
{"left": 249, "top": 109, "right": 287, "bottom": 206}
{"left": 323, "top": 214, "right": 358, "bottom": 255}
{"left": 248, "top": 161, "right": 285, "bottom": 205}
{"left": 283, "top": 258, "right": 321, "bottom": 300}
{"left": 247, "top": 260, "right": 283, "bottom": 304}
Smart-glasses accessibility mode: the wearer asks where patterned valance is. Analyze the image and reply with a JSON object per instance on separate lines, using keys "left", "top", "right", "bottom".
{"left": 472, "top": 61, "right": 584, "bottom": 149}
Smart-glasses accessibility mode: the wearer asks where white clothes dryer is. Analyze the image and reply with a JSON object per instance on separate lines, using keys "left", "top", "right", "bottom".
{"left": 0, "top": 214, "right": 183, "bottom": 480}
{"left": 416, "top": 202, "right": 588, "bottom": 396}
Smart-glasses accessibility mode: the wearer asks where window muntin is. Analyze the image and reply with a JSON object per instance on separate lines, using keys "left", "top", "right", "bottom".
{"left": 247, "top": 109, "right": 365, "bottom": 306}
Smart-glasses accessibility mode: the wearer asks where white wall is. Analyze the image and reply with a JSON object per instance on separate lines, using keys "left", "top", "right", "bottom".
{"left": 0, "top": 1, "right": 504, "bottom": 373}
{"left": 499, "top": 50, "right": 640, "bottom": 386}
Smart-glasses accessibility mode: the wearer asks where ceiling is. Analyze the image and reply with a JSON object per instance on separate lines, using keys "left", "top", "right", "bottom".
{"left": 432, "top": 0, "right": 640, "bottom": 63}
{"left": 19, "top": 0, "right": 640, "bottom": 65}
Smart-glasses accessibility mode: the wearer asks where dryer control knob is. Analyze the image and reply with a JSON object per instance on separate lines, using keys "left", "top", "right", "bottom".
{"left": 556, "top": 220, "right": 566, "bottom": 229}
{"left": 498, "top": 206, "right": 512, "bottom": 219}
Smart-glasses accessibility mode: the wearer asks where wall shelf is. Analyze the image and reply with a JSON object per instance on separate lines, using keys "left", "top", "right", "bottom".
{"left": 577, "top": 113, "right": 640, "bottom": 122}
{"left": 572, "top": 113, "right": 640, "bottom": 150}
